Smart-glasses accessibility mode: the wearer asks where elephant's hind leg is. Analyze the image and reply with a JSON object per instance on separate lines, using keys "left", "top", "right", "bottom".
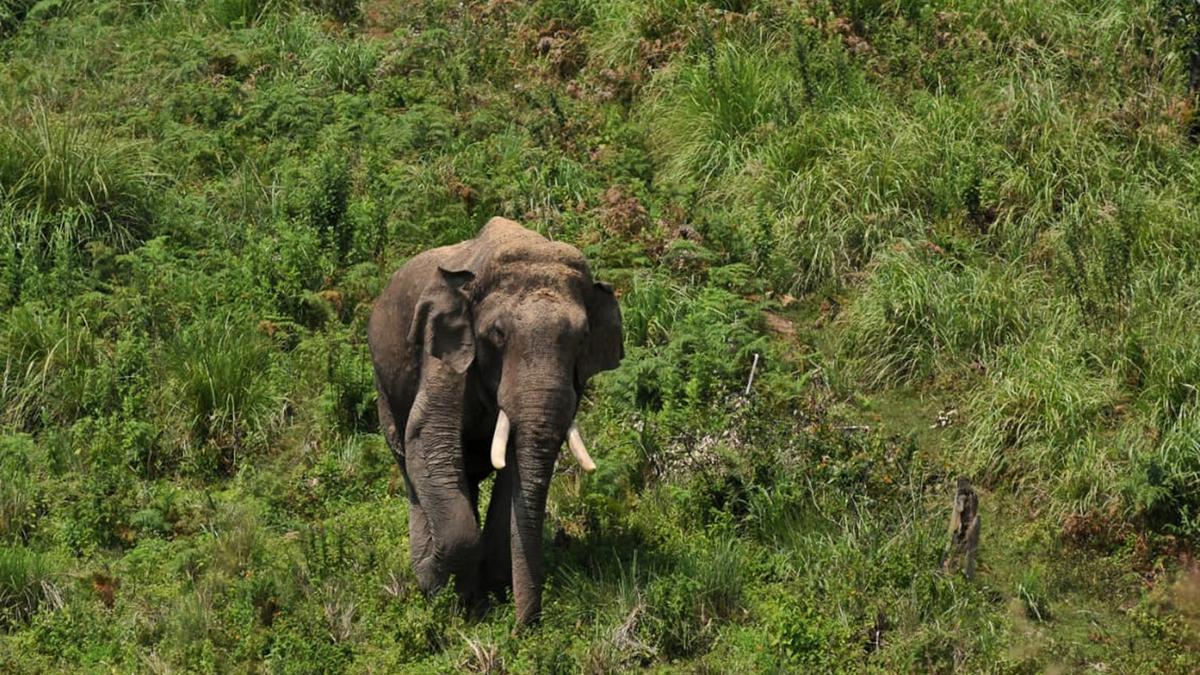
{"left": 376, "top": 383, "right": 405, "bottom": 465}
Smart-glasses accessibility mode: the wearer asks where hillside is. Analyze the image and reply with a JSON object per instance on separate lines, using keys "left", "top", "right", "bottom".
{"left": 2, "top": 0, "right": 1200, "bottom": 671}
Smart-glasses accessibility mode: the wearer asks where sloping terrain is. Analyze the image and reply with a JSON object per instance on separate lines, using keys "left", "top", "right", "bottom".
{"left": 2, "top": 0, "right": 1200, "bottom": 671}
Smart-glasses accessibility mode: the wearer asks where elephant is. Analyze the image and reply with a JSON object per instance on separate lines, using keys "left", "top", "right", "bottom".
{"left": 367, "top": 217, "right": 623, "bottom": 625}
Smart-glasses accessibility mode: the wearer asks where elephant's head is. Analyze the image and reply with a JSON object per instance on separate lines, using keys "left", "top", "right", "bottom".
{"left": 414, "top": 218, "right": 623, "bottom": 623}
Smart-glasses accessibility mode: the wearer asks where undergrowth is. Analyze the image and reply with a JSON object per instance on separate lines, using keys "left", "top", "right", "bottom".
{"left": 0, "top": 0, "right": 1198, "bottom": 671}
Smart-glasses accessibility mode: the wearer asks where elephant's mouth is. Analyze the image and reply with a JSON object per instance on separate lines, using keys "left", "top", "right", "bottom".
{"left": 488, "top": 409, "right": 596, "bottom": 473}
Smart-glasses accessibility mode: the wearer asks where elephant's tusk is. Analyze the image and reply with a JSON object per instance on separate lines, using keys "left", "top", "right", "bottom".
{"left": 491, "top": 410, "right": 511, "bottom": 470}
{"left": 567, "top": 422, "right": 596, "bottom": 473}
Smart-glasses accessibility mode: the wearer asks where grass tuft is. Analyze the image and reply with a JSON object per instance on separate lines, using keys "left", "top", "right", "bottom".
{"left": 164, "top": 315, "right": 279, "bottom": 470}
{"left": 0, "top": 106, "right": 158, "bottom": 253}
{"left": 0, "top": 546, "right": 60, "bottom": 628}
{"left": 836, "top": 242, "right": 1041, "bottom": 388}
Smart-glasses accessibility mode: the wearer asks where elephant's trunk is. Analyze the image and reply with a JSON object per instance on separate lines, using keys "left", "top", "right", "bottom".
{"left": 508, "top": 414, "right": 560, "bottom": 625}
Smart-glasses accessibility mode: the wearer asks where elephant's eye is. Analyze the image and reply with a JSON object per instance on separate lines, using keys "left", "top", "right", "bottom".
{"left": 490, "top": 325, "right": 506, "bottom": 345}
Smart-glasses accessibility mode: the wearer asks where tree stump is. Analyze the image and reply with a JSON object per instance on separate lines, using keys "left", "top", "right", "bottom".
{"left": 943, "top": 476, "right": 980, "bottom": 579}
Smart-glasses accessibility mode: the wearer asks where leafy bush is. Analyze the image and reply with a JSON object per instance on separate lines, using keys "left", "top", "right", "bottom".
{"left": 606, "top": 269, "right": 768, "bottom": 423}
{"left": 756, "top": 592, "right": 853, "bottom": 669}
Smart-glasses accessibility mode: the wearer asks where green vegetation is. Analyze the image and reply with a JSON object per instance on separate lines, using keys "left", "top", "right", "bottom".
{"left": 2, "top": 0, "right": 1199, "bottom": 670}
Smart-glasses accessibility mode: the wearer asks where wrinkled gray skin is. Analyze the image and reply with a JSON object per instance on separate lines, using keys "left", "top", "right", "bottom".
{"left": 367, "top": 218, "right": 623, "bottom": 625}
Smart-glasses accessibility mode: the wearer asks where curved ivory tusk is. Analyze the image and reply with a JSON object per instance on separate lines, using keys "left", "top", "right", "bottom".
{"left": 567, "top": 422, "right": 597, "bottom": 473}
{"left": 491, "top": 410, "right": 511, "bottom": 470}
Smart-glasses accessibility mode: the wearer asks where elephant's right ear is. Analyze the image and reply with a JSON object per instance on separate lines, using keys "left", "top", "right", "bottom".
{"left": 408, "top": 267, "right": 476, "bottom": 374}
{"left": 578, "top": 280, "right": 623, "bottom": 384}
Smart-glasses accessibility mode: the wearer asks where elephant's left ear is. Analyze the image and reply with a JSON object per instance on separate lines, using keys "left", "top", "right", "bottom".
{"left": 578, "top": 281, "right": 624, "bottom": 384}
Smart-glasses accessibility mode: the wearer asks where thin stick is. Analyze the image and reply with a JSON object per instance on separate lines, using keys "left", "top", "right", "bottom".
{"left": 744, "top": 352, "right": 760, "bottom": 395}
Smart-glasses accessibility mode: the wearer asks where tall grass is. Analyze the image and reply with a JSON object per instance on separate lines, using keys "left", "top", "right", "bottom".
{"left": 965, "top": 321, "right": 1121, "bottom": 484}
{"left": 206, "top": 0, "right": 276, "bottom": 27}
{"left": 0, "top": 435, "right": 39, "bottom": 543}
{"left": 0, "top": 302, "right": 106, "bottom": 430}
{"left": 164, "top": 315, "right": 279, "bottom": 467}
{"left": 836, "top": 242, "right": 1042, "bottom": 388}
{"left": 1128, "top": 276, "right": 1200, "bottom": 428}
{"left": 646, "top": 39, "right": 800, "bottom": 190}
{"left": 0, "top": 546, "right": 59, "bottom": 628}
{"left": 0, "top": 107, "right": 158, "bottom": 253}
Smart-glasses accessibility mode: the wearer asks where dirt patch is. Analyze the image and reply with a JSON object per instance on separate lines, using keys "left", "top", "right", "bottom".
{"left": 361, "top": 0, "right": 401, "bottom": 39}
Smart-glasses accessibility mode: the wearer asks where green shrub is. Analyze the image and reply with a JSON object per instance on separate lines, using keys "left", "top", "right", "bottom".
{"left": 307, "top": 332, "right": 376, "bottom": 436}
{"left": 605, "top": 270, "right": 768, "bottom": 420}
{"left": 291, "top": 149, "right": 353, "bottom": 259}
{"left": 755, "top": 591, "right": 854, "bottom": 670}
{"left": 643, "top": 571, "right": 709, "bottom": 659}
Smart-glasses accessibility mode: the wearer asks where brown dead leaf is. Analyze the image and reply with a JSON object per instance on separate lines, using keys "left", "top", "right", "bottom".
{"left": 763, "top": 311, "right": 796, "bottom": 337}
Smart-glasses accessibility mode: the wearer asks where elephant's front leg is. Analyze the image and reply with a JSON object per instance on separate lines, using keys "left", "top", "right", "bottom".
{"left": 403, "top": 365, "right": 481, "bottom": 603}
{"left": 480, "top": 467, "right": 513, "bottom": 597}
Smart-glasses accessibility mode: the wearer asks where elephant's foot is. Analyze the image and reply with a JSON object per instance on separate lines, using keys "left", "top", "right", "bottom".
{"left": 413, "top": 556, "right": 449, "bottom": 596}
